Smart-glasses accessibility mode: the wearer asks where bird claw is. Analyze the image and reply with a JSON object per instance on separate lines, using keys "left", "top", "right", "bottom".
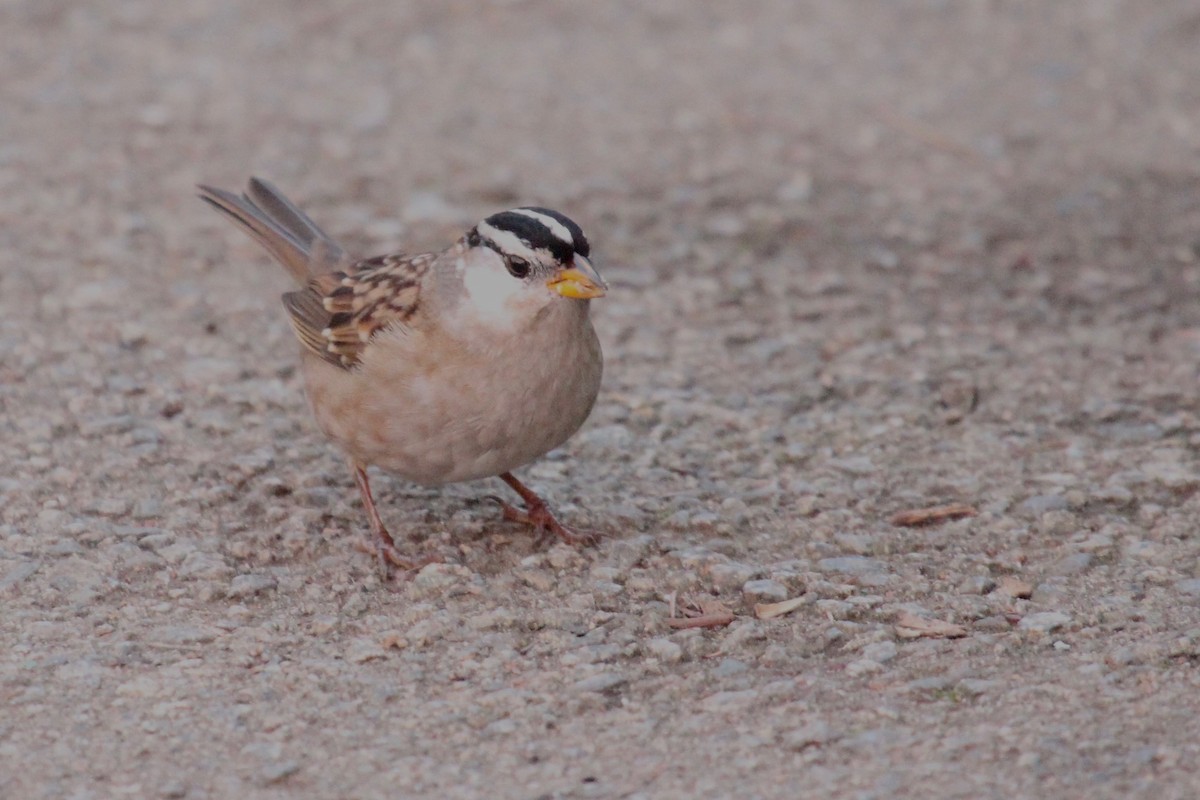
{"left": 485, "top": 494, "right": 534, "bottom": 526}
{"left": 379, "top": 543, "right": 441, "bottom": 572}
{"left": 353, "top": 536, "right": 440, "bottom": 582}
{"left": 486, "top": 495, "right": 599, "bottom": 547}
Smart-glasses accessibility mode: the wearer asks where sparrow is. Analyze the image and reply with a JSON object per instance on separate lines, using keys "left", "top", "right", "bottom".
{"left": 197, "top": 178, "right": 607, "bottom": 575}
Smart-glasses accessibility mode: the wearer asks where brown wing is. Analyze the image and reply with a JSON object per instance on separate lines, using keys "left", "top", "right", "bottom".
{"left": 281, "top": 252, "right": 437, "bottom": 369}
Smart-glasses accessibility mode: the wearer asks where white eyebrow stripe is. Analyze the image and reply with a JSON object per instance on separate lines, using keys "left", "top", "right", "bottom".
{"left": 475, "top": 220, "right": 544, "bottom": 262}
{"left": 511, "top": 208, "right": 574, "bottom": 248}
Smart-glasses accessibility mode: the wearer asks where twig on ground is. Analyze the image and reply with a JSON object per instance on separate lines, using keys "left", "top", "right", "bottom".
{"left": 890, "top": 503, "right": 978, "bottom": 527}
{"left": 666, "top": 595, "right": 736, "bottom": 629}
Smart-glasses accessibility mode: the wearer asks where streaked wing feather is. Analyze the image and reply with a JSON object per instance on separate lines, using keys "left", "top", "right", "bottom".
{"left": 281, "top": 252, "right": 436, "bottom": 369}
{"left": 281, "top": 289, "right": 333, "bottom": 357}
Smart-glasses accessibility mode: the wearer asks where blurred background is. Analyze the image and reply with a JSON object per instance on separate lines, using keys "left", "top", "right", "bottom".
{"left": 6, "top": 1, "right": 1200, "bottom": 400}
{"left": 6, "top": 1, "right": 1200, "bottom": 321}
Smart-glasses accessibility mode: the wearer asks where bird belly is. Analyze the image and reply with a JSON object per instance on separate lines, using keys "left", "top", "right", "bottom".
{"left": 300, "top": 320, "right": 601, "bottom": 486}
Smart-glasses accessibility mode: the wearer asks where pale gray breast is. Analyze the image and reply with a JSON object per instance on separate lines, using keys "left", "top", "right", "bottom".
{"left": 304, "top": 300, "right": 602, "bottom": 486}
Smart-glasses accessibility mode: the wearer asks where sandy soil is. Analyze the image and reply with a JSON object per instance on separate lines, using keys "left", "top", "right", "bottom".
{"left": 4, "top": 2, "right": 1200, "bottom": 798}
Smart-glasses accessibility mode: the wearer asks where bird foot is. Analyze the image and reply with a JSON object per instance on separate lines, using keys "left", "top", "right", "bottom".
{"left": 350, "top": 465, "right": 440, "bottom": 581}
{"left": 486, "top": 495, "right": 599, "bottom": 547}
{"left": 354, "top": 532, "right": 440, "bottom": 582}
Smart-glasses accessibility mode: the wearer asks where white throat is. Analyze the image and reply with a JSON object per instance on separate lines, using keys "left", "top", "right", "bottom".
{"left": 443, "top": 250, "right": 551, "bottom": 339}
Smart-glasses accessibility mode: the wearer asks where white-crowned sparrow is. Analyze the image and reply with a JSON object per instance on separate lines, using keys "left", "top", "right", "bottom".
{"left": 197, "top": 178, "right": 606, "bottom": 574}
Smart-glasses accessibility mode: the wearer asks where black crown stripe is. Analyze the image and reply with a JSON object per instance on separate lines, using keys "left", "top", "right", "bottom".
{"left": 518, "top": 206, "right": 590, "bottom": 258}
{"left": 482, "top": 209, "right": 586, "bottom": 263}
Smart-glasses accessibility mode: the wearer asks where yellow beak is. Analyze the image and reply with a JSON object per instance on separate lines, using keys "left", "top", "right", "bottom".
{"left": 547, "top": 255, "right": 608, "bottom": 300}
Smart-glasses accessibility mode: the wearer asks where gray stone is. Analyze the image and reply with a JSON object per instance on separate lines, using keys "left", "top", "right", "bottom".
{"left": 782, "top": 721, "right": 837, "bottom": 750}
{"left": 1019, "top": 494, "right": 1070, "bottom": 516}
{"left": 862, "top": 641, "right": 898, "bottom": 663}
{"left": 1100, "top": 423, "right": 1163, "bottom": 443}
{"left": 700, "top": 689, "right": 759, "bottom": 711}
{"left": 707, "top": 561, "right": 759, "bottom": 590}
{"left": 959, "top": 575, "right": 996, "bottom": 595}
{"left": 345, "top": 639, "right": 388, "bottom": 664}
{"left": 1051, "top": 553, "right": 1094, "bottom": 576}
{"left": 514, "top": 567, "right": 554, "bottom": 593}
{"left": 742, "top": 578, "right": 789, "bottom": 603}
{"left": 958, "top": 679, "right": 999, "bottom": 697}
{"left": 644, "top": 638, "right": 683, "bottom": 663}
{"left": 713, "top": 658, "right": 748, "bottom": 677}
{"left": 178, "top": 552, "right": 232, "bottom": 580}
{"left": 816, "top": 600, "right": 855, "bottom": 619}
{"left": 482, "top": 718, "right": 518, "bottom": 737}
{"left": 160, "top": 780, "right": 189, "bottom": 799}
{"left": 1174, "top": 579, "right": 1200, "bottom": 597}
{"left": 829, "top": 457, "right": 876, "bottom": 476}
{"left": 833, "top": 532, "right": 873, "bottom": 555}
{"left": 228, "top": 574, "right": 278, "bottom": 599}
{"left": 722, "top": 621, "right": 767, "bottom": 650}
{"left": 1018, "top": 612, "right": 1072, "bottom": 634}
{"left": 79, "top": 414, "right": 136, "bottom": 437}
{"left": 0, "top": 561, "right": 40, "bottom": 591}
{"left": 572, "top": 673, "right": 627, "bottom": 693}
{"left": 974, "top": 615, "right": 1013, "bottom": 633}
{"left": 1092, "top": 485, "right": 1134, "bottom": 506}
{"left": 47, "top": 539, "right": 84, "bottom": 557}
{"left": 150, "top": 625, "right": 221, "bottom": 645}
{"left": 468, "top": 607, "right": 518, "bottom": 631}
{"left": 261, "top": 761, "right": 300, "bottom": 785}
{"left": 817, "top": 557, "right": 887, "bottom": 575}
{"left": 591, "top": 581, "right": 623, "bottom": 598}
{"left": 846, "top": 659, "right": 883, "bottom": 676}
{"left": 413, "top": 563, "right": 474, "bottom": 589}
{"left": 704, "top": 538, "right": 741, "bottom": 557}
{"left": 132, "top": 498, "right": 163, "bottom": 519}
{"left": 907, "top": 676, "right": 954, "bottom": 692}
{"left": 1031, "top": 579, "right": 1069, "bottom": 605}
{"left": 92, "top": 498, "right": 133, "bottom": 518}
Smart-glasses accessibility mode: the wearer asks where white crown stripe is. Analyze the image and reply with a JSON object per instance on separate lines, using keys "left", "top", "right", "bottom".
{"left": 511, "top": 209, "right": 574, "bottom": 247}
{"left": 476, "top": 220, "right": 544, "bottom": 262}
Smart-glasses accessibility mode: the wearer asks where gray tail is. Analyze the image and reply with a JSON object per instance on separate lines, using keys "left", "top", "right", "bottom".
{"left": 197, "top": 177, "right": 348, "bottom": 284}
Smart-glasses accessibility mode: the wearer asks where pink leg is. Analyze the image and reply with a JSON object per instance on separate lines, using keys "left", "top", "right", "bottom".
{"left": 489, "top": 472, "right": 598, "bottom": 547}
{"left": 352, "top": 465, "right": 438, "bottom": 578}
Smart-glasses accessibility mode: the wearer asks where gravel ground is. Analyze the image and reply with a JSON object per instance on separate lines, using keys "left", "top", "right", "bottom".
{"left": 4, "top": 2, "right": 1200, "bottom": 798}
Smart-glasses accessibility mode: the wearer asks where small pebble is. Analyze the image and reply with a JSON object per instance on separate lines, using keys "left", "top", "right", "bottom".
{"left": 572, "top": 673, "right": 627, "bottom": 693}
{"left": 742, "top": 578, "right": 789, "bottom": 604}
{"left": 817, "top": 557, "right": 887, "bottom": 576}
{"left": 713, "top": 658, "right": 748, "bottom": 677}
{"left": 957, "top": 679, "right": 998, "bottom": 697}
{"left": 1019, "top": 494, "right": 1069, "bottom": 516}
{"left": 846, "top": 659, "right": 883, "bottom": 677}
{"left": 227, "top": 574, "right": 277, "bottom": 599}
{"left": 861, "top": 641, "right": 898, "bottom": 663}
{"left": 1018, "top": 612, "right": 1072, "bottom": 634}
{"left": 1051, "top": 553, "right": 1093, "bottom": 576}
{"left": 1174, "top": 579, "right": 1200, "bottom": 597}
{"left": 960, "top": 575, "right": 996, "bottom": 595}
{"left": 707, "top": 561, "right": 759, "bottom": 590}
{"left": 261, "top": 761, "right": 300, "bottom": 785}
{"left": 782, "top": 721, "right": 837, "bottom": 750}
{"left": 644, "top": 638, "right": 683, "bottom": 663}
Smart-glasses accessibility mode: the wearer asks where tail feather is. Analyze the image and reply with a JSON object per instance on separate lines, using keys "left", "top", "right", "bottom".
{"left": 197, "top": 178, "right": 348, "bottom": 284}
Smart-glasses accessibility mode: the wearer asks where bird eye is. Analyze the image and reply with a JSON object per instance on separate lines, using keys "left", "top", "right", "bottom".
{"left": 505, "top": 257, "right": 531, "bottom": 278}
